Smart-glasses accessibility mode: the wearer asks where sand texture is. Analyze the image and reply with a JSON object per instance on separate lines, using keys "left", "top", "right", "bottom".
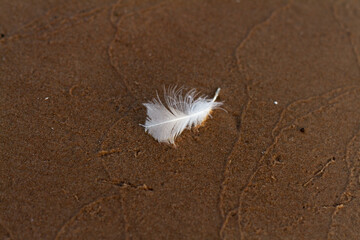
{"left": 1, "top": 0, "right": 360, "bottom": 239}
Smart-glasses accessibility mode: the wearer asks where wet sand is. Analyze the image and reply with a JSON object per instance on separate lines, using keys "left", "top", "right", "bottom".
{"left": 1, "top": 0, "right": 360, "bottom": 239}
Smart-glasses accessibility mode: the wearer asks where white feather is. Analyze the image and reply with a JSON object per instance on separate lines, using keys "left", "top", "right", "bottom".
{"left": 141, "top": 87, "right": 223, "bottom": 144}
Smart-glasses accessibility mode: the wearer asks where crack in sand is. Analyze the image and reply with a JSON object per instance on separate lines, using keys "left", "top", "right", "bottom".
{"left": 110, "top": 0, "right": 125, "bottom": 27}
{"left": 326, "top": 127, "right": 360, "bottom": 239}
{"left": 219, "top": 98, "right": 251, "bottom": 218}
{"left": 235, "top": 87, "right": 360, "bottom": 238}
{"left": 219, "top": 1, "right": 294, "bottom": 238}
{"left": 107, "top": 0, "right": 166, "bottom": 103}
{"left": 271, "top": 85, "right": 357, "bottom": 138}
{"left": 303, "top": 157, "right": 336, "bottom": 187}
{"left": 108, "top": 1, "right": 135, "bottom": 101}
{"left": 322, "top": 192, "right": 354, "bottom": 209}
{"left": 235, "top": 0, "right": 293, "bottom": 70}
{"left": 54, "top": 194, "right": 125, "bottom": 240}
{"left": 228, "top": 1, "right": 360, "bottom": 236}
{"left": 220, "top": 84, "right": 359, "bottom": 238}
{"left": 98, "top": 178, "right": 154, "bottom": 191}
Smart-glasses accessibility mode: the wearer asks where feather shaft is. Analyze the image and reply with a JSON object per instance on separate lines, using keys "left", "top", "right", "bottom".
{"left": 144, "top": 108, "right": 214, "bottom": 128}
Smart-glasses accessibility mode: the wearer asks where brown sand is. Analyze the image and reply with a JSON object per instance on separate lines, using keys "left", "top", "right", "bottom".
{"left": 1, "top": 0, "right": 360, "bottom": 239}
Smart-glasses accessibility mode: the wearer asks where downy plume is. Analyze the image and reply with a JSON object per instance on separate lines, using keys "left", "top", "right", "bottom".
{"left": 141, "top": 87, "right": 223, "bottom": 144}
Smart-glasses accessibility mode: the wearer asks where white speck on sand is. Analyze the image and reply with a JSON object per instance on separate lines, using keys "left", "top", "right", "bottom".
{"left": 274, "top": 101, "right": 278, "bottom": 105}
{"left": 45, "top": 97, "right": 49, "bottom": 100}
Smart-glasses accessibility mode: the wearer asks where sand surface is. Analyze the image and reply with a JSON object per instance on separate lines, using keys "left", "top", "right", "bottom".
{"left": 1, "top": 0, "right": 360, "bottom": 239}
